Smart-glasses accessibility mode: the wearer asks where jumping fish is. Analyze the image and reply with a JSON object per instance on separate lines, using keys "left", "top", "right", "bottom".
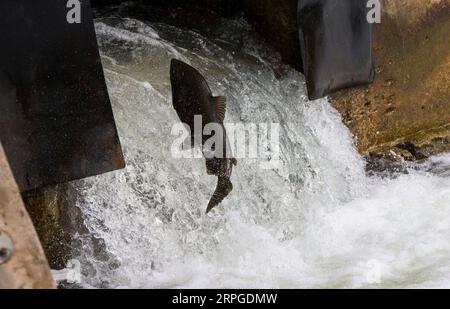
{"left": 170, "top": 59, "right": 237, "bottom": 213}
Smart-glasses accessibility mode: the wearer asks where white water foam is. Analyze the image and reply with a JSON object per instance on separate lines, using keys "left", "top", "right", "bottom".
{"left": 71, "top": 16, "right": 450, "bottom": 289}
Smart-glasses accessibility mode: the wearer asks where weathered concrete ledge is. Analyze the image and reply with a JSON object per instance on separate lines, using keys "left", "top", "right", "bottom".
{"left": 0, "top": 144, "right": 55, "bottom": 288}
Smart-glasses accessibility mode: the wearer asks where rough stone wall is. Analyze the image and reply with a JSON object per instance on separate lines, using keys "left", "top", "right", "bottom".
{"left": 330, "top": 0, "right": 450, "bottom": 155}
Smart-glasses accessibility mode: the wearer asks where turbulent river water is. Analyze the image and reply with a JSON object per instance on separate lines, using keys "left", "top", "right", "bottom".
{"left": 69, "top": 14, "right": 450, "bottom": 288}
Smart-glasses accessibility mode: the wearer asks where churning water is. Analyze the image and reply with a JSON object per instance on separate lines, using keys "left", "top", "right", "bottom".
{"left": 70, "top": 15, "right": 450, "bottom": 288}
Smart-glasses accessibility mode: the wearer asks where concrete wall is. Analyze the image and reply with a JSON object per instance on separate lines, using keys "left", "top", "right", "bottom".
{"left": 331, "top": 0, "right": 450, "bottom": 155}
{"left": 0, "top": 144, "right": 55, "bottom": 289}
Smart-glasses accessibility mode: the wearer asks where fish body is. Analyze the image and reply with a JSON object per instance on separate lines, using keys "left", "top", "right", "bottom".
{"left": 170, "top": 59, "right": 236, "bottom": 213}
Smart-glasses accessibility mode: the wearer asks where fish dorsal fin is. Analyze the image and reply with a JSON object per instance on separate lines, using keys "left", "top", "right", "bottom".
{"left": 213, "top": 96, "right": 227, "bottom": 122}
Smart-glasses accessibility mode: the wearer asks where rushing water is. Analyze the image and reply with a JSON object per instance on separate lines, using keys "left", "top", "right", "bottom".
{"left": 70, "top": 15, "right": 450, "bottom": 288}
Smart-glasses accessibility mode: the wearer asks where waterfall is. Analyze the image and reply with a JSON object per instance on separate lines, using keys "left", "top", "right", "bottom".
{"left": 70, "top": 16, "right": 450, "bottom": 289}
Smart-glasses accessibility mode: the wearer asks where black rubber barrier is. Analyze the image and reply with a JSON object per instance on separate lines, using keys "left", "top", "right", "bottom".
{"left": 0, "top": 0, "right": 125, "bottom": 191}
{"left": 298, "top": 0, "right": 375, "bottom": 99}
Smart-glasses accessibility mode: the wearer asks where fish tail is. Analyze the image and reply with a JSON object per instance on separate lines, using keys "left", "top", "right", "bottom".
{"left": 206, "top": 177, "right": 233, "bottom": 214}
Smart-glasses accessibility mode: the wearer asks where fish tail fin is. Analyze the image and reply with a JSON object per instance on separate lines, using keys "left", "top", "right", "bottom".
{"left": 206, "top": 177, "right": 233, "bottom": 214}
